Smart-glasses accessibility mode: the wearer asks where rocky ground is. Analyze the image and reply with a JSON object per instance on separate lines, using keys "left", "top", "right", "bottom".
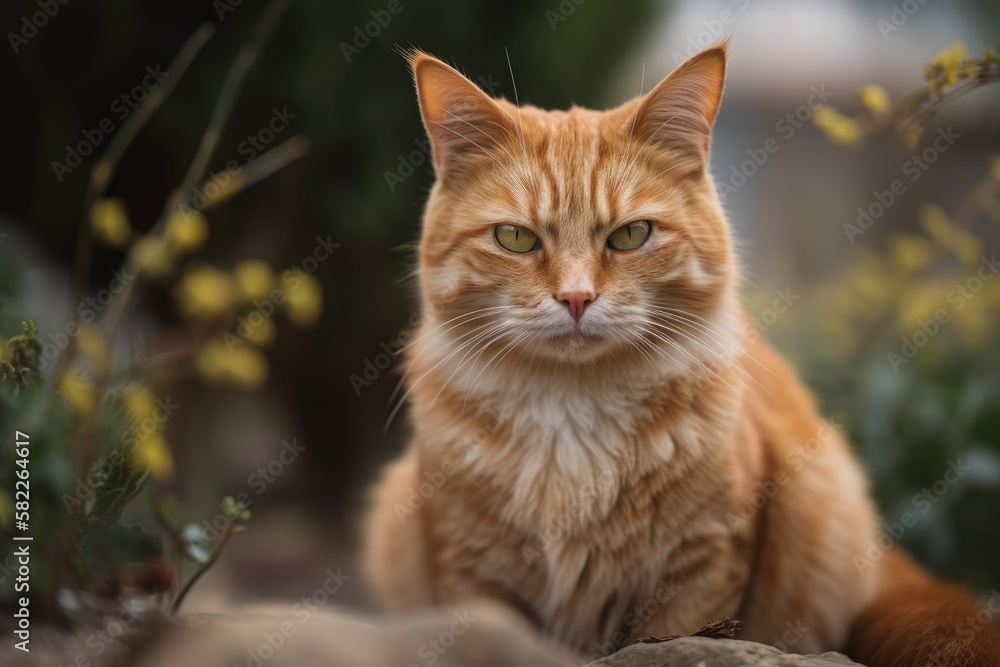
{"left": 4, "top": 599, "right": 867, "bottom": 667}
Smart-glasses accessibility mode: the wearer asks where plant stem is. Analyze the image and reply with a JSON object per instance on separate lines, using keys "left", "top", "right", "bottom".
{"left": 103, "top": 0, "right": 293, "bottom": 339}
{"left": 171, "top": 516, "right": 236, "bottom": 615}
{"left": 59, "top": 24, "right": 215, "bottom": 382}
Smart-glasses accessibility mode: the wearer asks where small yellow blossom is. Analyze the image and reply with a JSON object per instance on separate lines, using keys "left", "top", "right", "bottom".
{"left": 895, "top": 282, "right": 947, "bottom": 332}
{"left": 59, "top": 373, "right": 96, "bottom": 416}
{"left": 813, "top": 106, "right": 865, "bottom": 147}
{"left": 920, "top": 204, "right": 982, "bottom": 268}
{"left": 175, "top": 264, "right": 236, "bottom": 317}
{"left": 928, "top": 41, "right": 969, "bottom": 89}
{"left": 285, "top": 273, "right": 322, "bottom": 328}
{"left": 245, "top": 316, "right": 276, "bottom": 348}
{"left": 857, "top": 84, "right": 890, "bottom": 116}
{"left": 888, "top": 234, "right": 935, "bottom": 273}
{"left": 897, "top": 121, "right": 923, "bottom": 151}
{"left": 234, "top": 259, "right": 276, "bottom": 301}
{"left": 194, "top": 339, "right": 268, "bottom": 388}
{"left": 130, "top": 236, "right": 174, "bottom": 278}
{"left": 132, "top": 432, "right": 174, "bottom": 481}
{"left": 77, "top": 324, "right": 112, "bottom": 375}
{"left": 165, "top": 209, "right": 209, "bottom": 255}
{"left": 122, "top": 383, "right": 157, "bottom": 424}
{"left": 90, "top": 199, "right": 132, "bottom": 248}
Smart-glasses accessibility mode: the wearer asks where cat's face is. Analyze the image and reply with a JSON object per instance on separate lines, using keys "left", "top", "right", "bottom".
{"left": 411, "top": 46, "right": 736, "bottom": 369}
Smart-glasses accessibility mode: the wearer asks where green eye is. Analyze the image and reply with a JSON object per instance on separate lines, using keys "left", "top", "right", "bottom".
{"left": 495, "top": 224, "right": 539, "bottom": 253}
{"left": 607, "top": 220, "right": 651, "bottom": 251}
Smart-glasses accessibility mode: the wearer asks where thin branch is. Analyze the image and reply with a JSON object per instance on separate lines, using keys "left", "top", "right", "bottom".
{"left": 171, "top": 516, "right": 235, "bottom": 614}
{"left": 60, "top": 24, "right": 215, "bottom": 381}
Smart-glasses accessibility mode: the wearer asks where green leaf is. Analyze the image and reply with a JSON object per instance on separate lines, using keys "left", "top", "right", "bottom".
{"left": 84, "top": 451, "right": 149, "bottom": 529}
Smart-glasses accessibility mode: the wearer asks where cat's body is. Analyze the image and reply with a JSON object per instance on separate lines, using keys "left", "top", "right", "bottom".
{"left": 365, "top": 45, "right": 1000, "bottom": 666}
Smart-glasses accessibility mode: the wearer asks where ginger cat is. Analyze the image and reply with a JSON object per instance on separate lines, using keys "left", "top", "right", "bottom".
{"left": 364, "top": 44, "right": 1000, "bottom": 666}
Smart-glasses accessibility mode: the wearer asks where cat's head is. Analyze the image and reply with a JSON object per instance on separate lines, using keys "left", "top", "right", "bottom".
{"left": 409, "top": 45, "right": 738, "bottom": 370}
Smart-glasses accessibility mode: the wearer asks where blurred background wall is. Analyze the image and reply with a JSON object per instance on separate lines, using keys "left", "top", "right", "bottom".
{"left": 1, "top": 0, "right": 998, "bottom": 608}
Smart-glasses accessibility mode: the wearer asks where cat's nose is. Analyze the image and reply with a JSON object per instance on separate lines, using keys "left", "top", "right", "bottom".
{"left": 556, "top": 290, "right": 596, "bottom": 322}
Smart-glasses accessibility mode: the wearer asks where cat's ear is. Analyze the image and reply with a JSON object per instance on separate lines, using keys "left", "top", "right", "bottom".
{"left": 632, "top": 43, "right": 728, "bottom": 163}
{"left": 408, "top": 51, "right": 517, "bottom": 178}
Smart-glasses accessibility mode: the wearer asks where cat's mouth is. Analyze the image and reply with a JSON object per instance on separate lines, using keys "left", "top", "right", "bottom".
{"left": 543, "top": 325, "right": 603, "bottom": 349}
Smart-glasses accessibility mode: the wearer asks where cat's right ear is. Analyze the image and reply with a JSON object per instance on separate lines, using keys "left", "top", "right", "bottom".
{"left": 408, "top": 51, "right": 516, "bottom": 179}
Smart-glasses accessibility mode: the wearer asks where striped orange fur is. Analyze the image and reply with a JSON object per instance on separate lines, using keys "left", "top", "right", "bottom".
{"left": 363, "top": 44, "right": 1000, "bottom": 666}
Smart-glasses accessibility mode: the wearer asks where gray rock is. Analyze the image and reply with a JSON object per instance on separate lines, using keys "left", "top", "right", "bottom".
{"left": 586, "top": 637, "right": 865, "bottom": 666}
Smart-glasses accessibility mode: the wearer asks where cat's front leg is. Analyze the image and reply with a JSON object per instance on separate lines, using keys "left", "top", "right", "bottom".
{"left": 363, "top": 447, "right": 438, "bottom": 609}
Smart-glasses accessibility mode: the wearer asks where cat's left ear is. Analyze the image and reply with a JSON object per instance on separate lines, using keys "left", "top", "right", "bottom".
{"left": 632, "top": 43, "right": 728, "bottom": 163}
{"left": 408, "top": 51, "right": 517, "bottom": 180}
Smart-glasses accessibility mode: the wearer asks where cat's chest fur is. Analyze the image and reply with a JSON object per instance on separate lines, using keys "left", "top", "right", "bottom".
{"left": 419, "top": 362, "right": 747, "bottom": 649}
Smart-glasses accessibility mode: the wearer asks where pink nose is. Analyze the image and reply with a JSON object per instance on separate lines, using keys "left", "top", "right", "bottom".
{"left": 556, "top": 290, "right": 596, "bottom": 322}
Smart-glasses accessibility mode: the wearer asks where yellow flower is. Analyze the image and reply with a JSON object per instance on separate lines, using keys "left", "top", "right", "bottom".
{"left": 122, "top": 383, "right": 157, "bottom": 424}
{"left": 90, "top": 198, "right": 132, "bottom": 248}
{"left": 175, "top": 264, "right": 236, "bottom": 317}
{"left": 285, "top": 272, "right": 322, "bottom": 328}
{"left": 897, "top": 121, "right": 923, "bottom": 151}
{"left": 245, "top": 316, "right": 276, "bottom": 348}
{"left": 991, "top": 155, "right": 1000, "bottom": 182}
{"left": 857, "top": 84, "right": 890, "bottom": 116}
{"left": 812, "top": 106, "right": 865, "bottom": 147}
{"left": 77, "top": 324, "right": 112, "bottom": 375}
{"left": 132, "top": 432, "right": 174, "bottom": 481}
{"left": 194, "top": 339, "right": 268, "bottom": 388}
{"left": 234, "top": 259, "right": 275, "bottom": 301}
{"left": 888, "top": 234, "right": 935, "bottom": 273}
{"left": 952, "top": 297, "right": 991, "bottom": 348}
{"left": 59, "top": 373, "right": 96, "bottom": 416}
{"left": 920, "top": 204, "right": 982, "bottom": 268}
{"left": 165, "top": 209, "right": 209, "bottom": 255}
{"left": 130, "top": 236, "right": 174, "bottom": 278}
{"left": 895, "top": 282, "right": 947, "bottom": 332}
{"left": 930, "top": 41, "right": 969, "bottom": 88}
